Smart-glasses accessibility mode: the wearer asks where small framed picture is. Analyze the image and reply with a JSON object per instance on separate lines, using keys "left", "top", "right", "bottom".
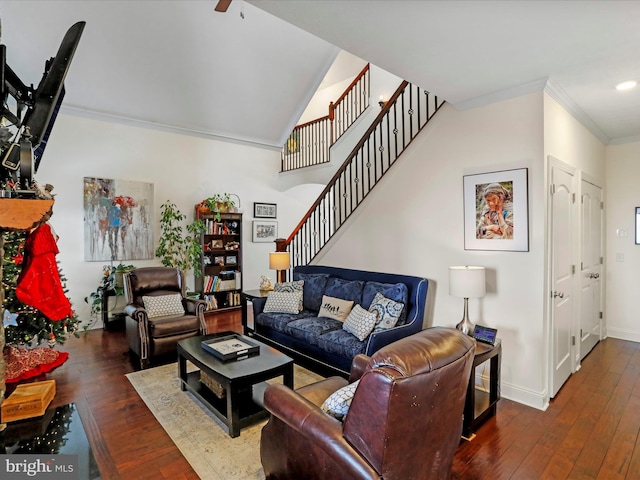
{"left": 211, "top": 239, "right": 224, "bottom": 249}
{"left": 213, "top": 255, "right": 225, "bottom": 266}
{"left": 225, "top": 255, "right": 237, "bottom": 265}
{"left": 254, "top": 202, "right": 277, "bottom": 219}
{"left": 253, "top": 220, "right": 278, "bottom": 243}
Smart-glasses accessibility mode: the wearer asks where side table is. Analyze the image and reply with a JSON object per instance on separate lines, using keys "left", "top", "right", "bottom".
{"left": 241, "top": 289, "right": 270, "bottom": 336}
{"left": 100, "top": 287, "right": 125, "bottom": 331}
{"left": 462, "top": 339, "right": 501, "bottom": 439}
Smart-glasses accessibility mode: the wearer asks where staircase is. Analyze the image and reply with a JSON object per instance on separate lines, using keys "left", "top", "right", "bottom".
{"left": 281, "top": 64, "right": 370, "bottom": 172}
{"left": 280, "top": 80, "right": 444, "bottom": 269}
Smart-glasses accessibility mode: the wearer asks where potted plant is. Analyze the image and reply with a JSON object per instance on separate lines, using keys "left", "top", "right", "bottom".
{"left": 155, "top": 200, "right": 205, "bottom": 275}
{"left": 196, "top": 193, "right": 239, "bottom": 221}
{"left": 84, "top": 263, "right": 135, "bottom": 318}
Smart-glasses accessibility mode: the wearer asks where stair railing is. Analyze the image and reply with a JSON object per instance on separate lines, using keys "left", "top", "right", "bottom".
{"left": 281, "top": 81, "right": 444, "bottom": 269}
{"left": 281, "top": 64, "right": 370, "bottom": 172}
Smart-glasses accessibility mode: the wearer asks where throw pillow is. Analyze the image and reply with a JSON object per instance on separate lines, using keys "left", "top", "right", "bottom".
{"left": 324, "top": 277, "right": 365, "bottom": 305}
{"left": 368, "top": 292, "right": 404, "bottom": 332}
{"left": 343, "top": 304, "right": 377, "bottom": 341}
{"left": 142, "top": 294, "right": 185, "bottom": 318}
{"left": 274, "top": 280, "right": 304, "bottom": 311}
{"left": 321, "top": 380, "right": 360, "bottom": 421}
{"left": 264, "top": 291, "right": 303, "bottom": 314}
{"left": 318, "top": 295, "right": 354, "bottom": 322}
{"left": 293, "top": 273, "right": 330, "bottom": 311}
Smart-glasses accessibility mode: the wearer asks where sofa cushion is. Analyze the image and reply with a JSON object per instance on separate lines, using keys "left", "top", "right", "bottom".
{"left": 321, "top": 379, "right": 360, "bottom": 421}
{"left": 285, "top": 317, "right": 343, "bottom": 346}
{"left": 369, "top": 292, "right": 404, "bottom": 332}
{"left": 342, "top": 304, "right": 377, "bottom": 341}
{"left": 316, "top": 329, "right": 368, "bottom": 359}
{"left": 362, "top": 281, "right": 409, "bottom": 325}
{"left": 142, "top": 294, "right": 184, "bottom": 318}
{"left": 274, "top": 280, "right": 304, "bottom": 311}
{"left": 324, "top": 278, "right": 365, "bottom": 305}
{"left": 264, "top": 291, "right": 303, "bottom": 314}
{"left": 256, "top": 311, "right": 315, "bottom": 333}
{"left": 318, "top": 295, "right": 354, "bottom": 322}
{"left": 293, "top": 273, "right": 330, "bottom": 312}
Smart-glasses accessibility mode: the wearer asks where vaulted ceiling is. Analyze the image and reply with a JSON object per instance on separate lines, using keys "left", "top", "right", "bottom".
{"left": 2, "top": 1, "right": 640, "bottom": 149}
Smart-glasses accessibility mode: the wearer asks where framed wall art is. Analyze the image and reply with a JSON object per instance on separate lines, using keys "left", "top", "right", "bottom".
{"left": 254, "top": 202, "right": 277, "bottom": 218}
{"left": 83, "top": 177, "right": 154, "bottom": 261}
{"left": 463, "top": 168, "right": 529, "bottom": 251}
{"left": 252, "top": 220, "right": 278, "bottom": 243}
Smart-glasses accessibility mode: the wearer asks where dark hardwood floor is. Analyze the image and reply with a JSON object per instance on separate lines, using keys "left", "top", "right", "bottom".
{"left": 25, "top": 312, "right": 640, "bottom": 479}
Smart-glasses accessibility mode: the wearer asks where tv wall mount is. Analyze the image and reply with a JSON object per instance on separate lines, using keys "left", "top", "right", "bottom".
{"left": 0, "top": 20, "right": 85, "bottom": 195}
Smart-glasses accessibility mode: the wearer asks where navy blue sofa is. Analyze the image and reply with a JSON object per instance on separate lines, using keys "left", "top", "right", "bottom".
{"left": 249, "top": 265, "right": 429, "bottom": 377}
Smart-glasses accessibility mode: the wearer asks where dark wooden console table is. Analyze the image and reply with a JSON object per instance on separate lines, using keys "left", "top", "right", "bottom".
{"left": 463, "top": 339, "right": 501, "bottom": 439}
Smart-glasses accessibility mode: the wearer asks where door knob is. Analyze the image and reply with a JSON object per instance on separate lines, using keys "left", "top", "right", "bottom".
{"left": 552, "top": 291, "right": 564, "bottom": 299}
{"left": 588, "top": 273, "right": 600, "bottom": 279}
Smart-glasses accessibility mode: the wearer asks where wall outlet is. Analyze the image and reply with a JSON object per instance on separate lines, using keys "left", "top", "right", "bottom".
{"left": 616, "top": 253, "right": 624, "bottom": 262}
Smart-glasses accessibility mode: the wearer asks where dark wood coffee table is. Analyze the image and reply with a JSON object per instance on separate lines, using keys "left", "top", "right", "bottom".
{"left": 177, "top": 331, "right": 293, "bottom": 437}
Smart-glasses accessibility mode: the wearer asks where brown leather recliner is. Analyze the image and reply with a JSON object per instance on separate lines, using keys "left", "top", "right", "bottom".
{"left": 123, "top": 267, "right": 207, "bottom": 369}
{"left": 260, "top": 326, "right": 475, "bottom": 480}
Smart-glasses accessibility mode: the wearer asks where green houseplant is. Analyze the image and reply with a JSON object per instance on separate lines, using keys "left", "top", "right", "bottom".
{"left": 155, "top": 200, "right": 205, "bottom": 275}
{"left": 84, "top": 263, "right": 135, "bottom": 318}
{"left": 196, "top": 193, "right": 238, "bottom": 221}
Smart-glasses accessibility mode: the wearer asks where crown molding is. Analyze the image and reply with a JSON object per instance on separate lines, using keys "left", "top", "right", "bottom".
{"left": 543, "top": 79, "right": 610, "bottom": 145}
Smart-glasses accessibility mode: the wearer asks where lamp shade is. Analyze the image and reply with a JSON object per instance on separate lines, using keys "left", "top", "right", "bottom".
{"left": 269, "top": 252, "right": 290, "bottom": 270}
{"left": 449, "top": 266, "right": 486, "bottom": 299}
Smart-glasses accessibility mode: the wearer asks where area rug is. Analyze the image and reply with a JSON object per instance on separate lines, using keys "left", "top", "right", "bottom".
{"left": 126, "top": 363, "right": 323, "bottom": 480}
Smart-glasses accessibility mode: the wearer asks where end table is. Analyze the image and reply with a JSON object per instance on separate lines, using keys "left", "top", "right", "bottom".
{"left": 463, "top": 339, "right": 501, "bottom": 439}
{"left": 241, "top": 289, "right": 270, "bottom": 336}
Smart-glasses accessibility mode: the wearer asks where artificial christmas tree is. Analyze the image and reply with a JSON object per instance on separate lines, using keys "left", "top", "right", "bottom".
{"left": 2, "top": 229, "right": 81, "bottom": 348}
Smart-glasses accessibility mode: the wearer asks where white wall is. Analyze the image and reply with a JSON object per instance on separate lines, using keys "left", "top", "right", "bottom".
{"left": 317, "top": 92, "right": 548, "bottom": 409}
{"left": 36, "top": 112, "right": 318, "bottom": 326}
{"left": 605, "top": 141, "right": 640, "bottom": 342}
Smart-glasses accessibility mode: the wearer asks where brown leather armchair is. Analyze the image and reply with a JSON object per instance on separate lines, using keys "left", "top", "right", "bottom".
{"left": 260, "top": 327, "right": 475, "bottom": 480}
{"left": 123, "top": 267, "right": 207, "bottom": 369}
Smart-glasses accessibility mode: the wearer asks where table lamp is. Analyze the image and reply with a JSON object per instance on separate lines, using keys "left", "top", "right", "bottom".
{"left": 269, "top": 252, "right": 290, "bottom": 284}
{"left": 449, "top": 266, "right": 486, "bottom": 335}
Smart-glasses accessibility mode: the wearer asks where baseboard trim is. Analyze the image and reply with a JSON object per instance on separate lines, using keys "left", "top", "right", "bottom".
{"left": 606, "top": 327, "right": 640, "bottom": 343}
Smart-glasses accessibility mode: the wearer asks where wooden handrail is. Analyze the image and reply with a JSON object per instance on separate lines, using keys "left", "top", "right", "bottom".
{"left": 285, "top": 81, "right": 409, "bottom": 245}
{"left": 290, "top": 115, "right": 330, "bottom": 132}
{"left": 331, "top": 63, "right": 370, "bottom": 113}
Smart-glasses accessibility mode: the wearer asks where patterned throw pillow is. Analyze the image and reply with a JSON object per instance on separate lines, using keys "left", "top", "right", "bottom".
{"left": 321, "top": 380, "right": 360, "bottom": 421}
{"left": 343, "top": 304, "right": 378, "bottom": 341}
{"left": 317, "top": 295, "right": 354, "bottom": 322}
{"left": 264, "top": 291, "right": 303, "bottom": 314}
{"left": 274, "top": 280, "right": 304, "bottom": 311}
{"left": 142, "top": 294, "right": 185, "bottom": 318}
{"left": 368, "top": 292, "right": 404, "bottom": 332}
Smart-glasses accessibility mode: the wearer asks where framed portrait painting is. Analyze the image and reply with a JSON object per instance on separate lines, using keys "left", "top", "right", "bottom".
{"left": 463, "top": 168, "right": 529, "bottom": 251}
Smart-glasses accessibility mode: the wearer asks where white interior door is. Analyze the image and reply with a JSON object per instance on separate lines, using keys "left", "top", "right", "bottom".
{"left": 549, "top": 161, "right": 576, "bottom": 397}
{"left": 579, "top": 179, "right": 603, "bottom": 359}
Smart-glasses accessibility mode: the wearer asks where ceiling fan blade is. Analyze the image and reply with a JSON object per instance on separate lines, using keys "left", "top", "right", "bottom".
{"left": 215, "top": 0, "right": 232, "bottom": 12}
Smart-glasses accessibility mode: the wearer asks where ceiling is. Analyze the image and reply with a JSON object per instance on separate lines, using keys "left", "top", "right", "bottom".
{"left": 2, "top": 1, "right": 640, "bottom": 148}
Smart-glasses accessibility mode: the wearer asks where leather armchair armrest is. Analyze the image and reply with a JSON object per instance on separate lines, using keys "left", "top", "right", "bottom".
{"left": 124, "top": 303, "right": 147, "bottom": 322}
{"left": 349, "top": 354, "right": 371, "bottom": 383}
{"left": 263, "top": 384, "right": 377, "bottom": 477}
{"left": 183, "top": 298, "right": 205, "bottom": 315}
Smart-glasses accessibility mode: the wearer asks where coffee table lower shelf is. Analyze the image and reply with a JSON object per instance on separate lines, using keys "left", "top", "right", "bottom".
{"left": 177, "top": 332, "right": 294, "bottom": 438}
{"left": 180, "top": 371, "right": 270, "bottom": 434}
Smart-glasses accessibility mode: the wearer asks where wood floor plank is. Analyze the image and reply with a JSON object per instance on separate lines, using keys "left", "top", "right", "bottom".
{"left": 25, "top": 316, "right": 640, "bottom": 480}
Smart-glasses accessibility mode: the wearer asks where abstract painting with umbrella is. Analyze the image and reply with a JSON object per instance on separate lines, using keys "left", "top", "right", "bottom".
{"left": 83, "top": 177, "right": 154, "bottom": 261}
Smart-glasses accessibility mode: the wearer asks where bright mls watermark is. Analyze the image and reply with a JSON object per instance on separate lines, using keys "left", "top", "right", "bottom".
{"left": 1, "top": 455, "right": 78, "bottom": 479}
